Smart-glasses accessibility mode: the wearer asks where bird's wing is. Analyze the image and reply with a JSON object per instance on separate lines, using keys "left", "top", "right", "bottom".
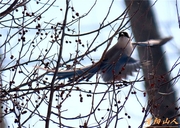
{"left": 100, "top": 53, "right": 140, "bottom": 82}
{"left": 132, "top": 36, "right": 173, "bottom": 47}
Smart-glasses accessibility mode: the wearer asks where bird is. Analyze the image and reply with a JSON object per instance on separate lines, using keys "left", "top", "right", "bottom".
{"left": 38, "top": 32, "right": 172, "bottom": 82}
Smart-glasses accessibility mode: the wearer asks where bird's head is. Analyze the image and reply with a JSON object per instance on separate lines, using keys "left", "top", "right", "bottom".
{"left": 117, "top": 32, "right": 133, "bottom": 56}
{"left": 118, "top": 32, "right": 130, "bottom": 39}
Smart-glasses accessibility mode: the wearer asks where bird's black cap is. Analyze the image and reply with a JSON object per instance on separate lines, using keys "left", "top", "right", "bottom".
{"left": 118, "top": 32, "right": 129, "bottom": 39}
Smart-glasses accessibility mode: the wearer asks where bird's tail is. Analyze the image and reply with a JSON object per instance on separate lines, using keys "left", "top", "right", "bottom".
{"left": 36, "top": 64, "right": 100, "bottom": 82}
{"left": 55, "top": 64, "right": 99, "bottom": 82}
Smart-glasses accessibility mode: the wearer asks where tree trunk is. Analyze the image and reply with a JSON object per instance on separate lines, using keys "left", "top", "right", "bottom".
{"left": 124, "top": 0, "right": 178, "bottom": 126}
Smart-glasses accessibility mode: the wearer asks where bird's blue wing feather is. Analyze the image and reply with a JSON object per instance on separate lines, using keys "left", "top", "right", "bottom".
{"left": 100, "top": 53, "right": 140, "bottom": 81}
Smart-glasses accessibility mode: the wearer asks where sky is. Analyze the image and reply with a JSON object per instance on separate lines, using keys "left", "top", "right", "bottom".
{"left": 1, "top": 0, "right": 180, "bottom": 128}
